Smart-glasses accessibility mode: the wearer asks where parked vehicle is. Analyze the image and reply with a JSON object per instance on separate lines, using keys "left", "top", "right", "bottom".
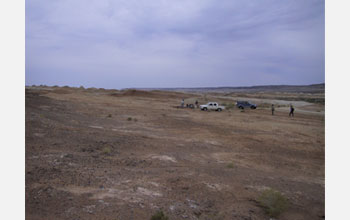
{"left": 200, "top": 102, "right": 225, "bottom": 111}
{"left": 236, "top": 101, "right": 257, "bottom": 109}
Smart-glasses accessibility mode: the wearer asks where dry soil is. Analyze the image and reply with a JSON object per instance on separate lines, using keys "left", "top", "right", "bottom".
{"left": 25, "top": 86, "right": 325, "bottom": 220}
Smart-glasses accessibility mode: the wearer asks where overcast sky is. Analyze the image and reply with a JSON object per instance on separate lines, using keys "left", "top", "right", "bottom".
{"left": 26, "top": 0, "right": 324, "bottom": 89}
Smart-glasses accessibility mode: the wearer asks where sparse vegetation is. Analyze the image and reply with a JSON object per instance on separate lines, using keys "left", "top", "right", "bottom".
{"left": 222, "top": 103, "right": 235, "bottom": 110}
{"left": 301, "top": 97, "right": 324, "bottom": 104}
{"left": 257, "top": 103, "right": 272, "bottom": 108}
{"left": 204, "top": 94, "right": 208, "bottom": 102}
{"left": 258, "top": 189, "right": 288, "bottom": 217}
{"left": 102, "top": 146, "right": 112, "bottom": 155}
{"left": 127, "top": 117, "right": 132, "bottom": 121}
{"left": 207, "top": 211, "right": 225, "bottom": 220}
{"left": 150, "top": 210, "right": 169, "bottom": 220}
{"left": 226, "top": 162, "right": 234, "bottom": 168}
{"left": 107, "top": 114, "right": 112, "bottom": 118}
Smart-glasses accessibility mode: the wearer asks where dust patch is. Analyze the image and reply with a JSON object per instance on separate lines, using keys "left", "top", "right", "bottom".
{"left": 150, "top": 155, "right": 177, "bottom": 162}
{"left": 89, "top": 125, "right": 104, "bottom": 129}
{"left": 211, "top": 152, "right": 235, "bottom": 163}
{"left": 59, "top": 184, "right": 162, "bottom": 203}
{"left": 137, "top": 187, "right": 162, "bottom": 197}
{"left": 203, "top": 182, "right": 225, "bottom": 191}
{"left": 59, "top": 186, "right": 98, "bottom": 195}
{"left": 34, "top": 133, "right": 46, "bottom": 137}
{"left": 246, "top": 185, "right": 271, "bottom": 192}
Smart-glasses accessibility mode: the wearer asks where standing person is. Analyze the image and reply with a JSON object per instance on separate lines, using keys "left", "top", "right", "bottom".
{"left": 289, "top": 104, "right": 294, "bottom": 117}
{"left": 181, "top": 99, "right": 184, "bottom": 108}
{"left": 271, "top": 104, "right": 275, "bottom": 115}
{"left": 195, "top": 100, "right": 199, "bottom": 108}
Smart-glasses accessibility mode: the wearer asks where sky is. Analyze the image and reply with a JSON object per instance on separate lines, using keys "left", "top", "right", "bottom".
{"left": 25, "top": 0, "right": 325, "bottom": 89}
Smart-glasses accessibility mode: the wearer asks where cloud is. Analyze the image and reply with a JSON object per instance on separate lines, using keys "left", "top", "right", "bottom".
{"left": 26, "top": 0, "right": 324, "bottom": 88}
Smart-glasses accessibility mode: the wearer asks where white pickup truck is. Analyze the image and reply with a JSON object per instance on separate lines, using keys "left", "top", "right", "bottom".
{"left": 200, "top": 102, "right": 225, "bottom": 111}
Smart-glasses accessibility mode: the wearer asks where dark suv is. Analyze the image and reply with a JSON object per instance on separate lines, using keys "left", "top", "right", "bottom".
{"left": 236, "top": 101, "right": 257, "bottom": 109}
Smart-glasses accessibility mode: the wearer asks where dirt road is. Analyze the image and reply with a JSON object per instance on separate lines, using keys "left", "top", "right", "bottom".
{"left": 26, "top": 86, "right": 324, "bottom": 220}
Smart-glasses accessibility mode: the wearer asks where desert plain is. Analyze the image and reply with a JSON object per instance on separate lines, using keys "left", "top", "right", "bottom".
{"left": 25, "top": 85, "right": 324, "bottom": 220}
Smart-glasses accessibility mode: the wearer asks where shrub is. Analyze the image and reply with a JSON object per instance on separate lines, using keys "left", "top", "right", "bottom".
{"left": 150, "top": 210, "right": 169, "bottom": 220}
{"left": 102, "top": 146, "right": 111, "bottom": 155}
{"left": 258, "top": 189, "right": 288, "bottom": 217}
{"left": 226, "top": 162, "right": 234, "bottom": 168}
{"left": 107, "top": 114, "right": 112, "bottom": 118}
{"left": 127, "top": 117, "right": 132, "bottom": 121}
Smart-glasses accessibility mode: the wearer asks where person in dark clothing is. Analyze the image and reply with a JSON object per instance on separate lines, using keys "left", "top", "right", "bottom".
{"left": 195, "top": 100, "right": 199, "bottom": 108}
{"left": 271, "top": 104, "right": 275, "bottom": 115}
{"left": 289, "top": 104, "right": 294, "bottom": 117}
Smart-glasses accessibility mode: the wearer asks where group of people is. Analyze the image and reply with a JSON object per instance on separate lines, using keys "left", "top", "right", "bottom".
{"left": 181, "top": 99, "right": 199, "bottom": 108}
{"left": 271, "top": 104, "right": 294, "bottom": 117}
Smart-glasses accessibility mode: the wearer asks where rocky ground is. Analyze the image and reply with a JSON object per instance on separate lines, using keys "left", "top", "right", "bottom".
{"left": 25, "top": 86, "right": 324, "bottom": 220}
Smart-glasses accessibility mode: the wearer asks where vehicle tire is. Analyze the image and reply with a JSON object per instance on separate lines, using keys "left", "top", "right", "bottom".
{"left": 203, "top": 107, "right": 208, "bottom": 111}
{"left": 217, "top": 108, "right": 222, "bottom": 112}
{"left": 251, "top": 106, "right": 256, "bottom": 109}
{"left": 238, "top": 106, "right": 243, "bottom": 109}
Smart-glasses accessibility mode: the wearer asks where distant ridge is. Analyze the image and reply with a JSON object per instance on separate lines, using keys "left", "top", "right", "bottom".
{"left": 137, "top": 83, "right": 325, "bottom": 94}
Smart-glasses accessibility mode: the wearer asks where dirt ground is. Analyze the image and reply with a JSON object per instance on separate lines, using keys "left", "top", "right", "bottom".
{"left": 25, "top": 86, "right": 324, "bottom": 220}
